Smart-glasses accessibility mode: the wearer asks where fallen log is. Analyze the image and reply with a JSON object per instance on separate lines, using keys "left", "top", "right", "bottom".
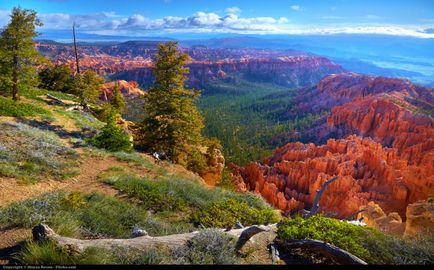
{"left": 46, "top": 94, "right": 67, "bottom": 105}
{"left": 32, "top": 223, "right": 277, "bottom": 254}
{"left": 279, "top": 239, "right": 367, "bottom": 265}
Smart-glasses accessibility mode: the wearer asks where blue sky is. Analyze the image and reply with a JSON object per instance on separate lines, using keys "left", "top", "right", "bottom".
{"left": 1, "top": 0, "right": 433, "bottom": 38}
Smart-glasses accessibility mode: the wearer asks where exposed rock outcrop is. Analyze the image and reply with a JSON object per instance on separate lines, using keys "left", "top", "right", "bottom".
{"left": 232, "top": 135, "right": 434, "bottom": 219}
{"left": 200, "top": 148, "right": 225, "bottom": 186}
{"left": 100, "top": 80, "right": 145, "bottom": 101}
{"left": 357, "top": 202, "right": 405, "bottom": 236}
{"left": 404, "top": 200, "right": 434, "bottom": 237}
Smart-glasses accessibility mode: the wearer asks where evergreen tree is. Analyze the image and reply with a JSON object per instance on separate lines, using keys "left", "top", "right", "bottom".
{"left": 110, "top": 82, "right": 125, "bottom": 114}
{"left": 138, "top": 42, "right": 205, "bottom": 163}
{"left": 0, "top": 7, "right": 44, "bottom": 100}
{"left": 71, "top": 70, "right": 104, "bottom": 107}
{"left": 38, "top": 64, "right": 74, "bottom": 92}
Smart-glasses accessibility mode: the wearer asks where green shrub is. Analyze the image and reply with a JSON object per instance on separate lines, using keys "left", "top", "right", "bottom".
{"left": 0, "top": 96, "right": 51, "bottom": 117}
{"left": 191, "top": 198, "right": 279, "bottom": 228}
{"left": 18, "top": 240, "right": 116, "bottom": 265}
{"left": 107, "top": 175, "right": 188, "bottom": 212}
{"left": 186, "top": 148, "right": 208, "bottom": 173}
{"left": 277, "top": 215, "right": 434, "bottom": 265}
{"left": 89, "top": 118, "right": 132, "bottom": 152}
{"left": 172, "top": 229, "right": 239, "bottom": 264}
{"left": 103, "top": 174, "right": 280, "bottom": 228}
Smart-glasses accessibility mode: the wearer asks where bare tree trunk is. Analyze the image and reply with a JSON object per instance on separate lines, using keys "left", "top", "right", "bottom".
{"left": 73, "top": 23, "right": 80, "bottom": 76}
{"left": 306, "top": 176, "right": 339, "bottom": 218}
{"left": 12, "top": 55, "right": 18, "bottom": 100}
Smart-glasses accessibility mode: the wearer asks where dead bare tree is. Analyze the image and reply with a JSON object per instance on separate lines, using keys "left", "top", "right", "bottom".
{"left": 72, "top": 23, "right": 80, "bottom": 76}
{"left": 305, "top": 176, "right": 339, "bottom": 219}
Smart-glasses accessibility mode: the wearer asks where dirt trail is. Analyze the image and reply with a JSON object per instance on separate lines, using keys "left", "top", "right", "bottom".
{"left": 0, "top": 154, "right": 150, "bottom": 207}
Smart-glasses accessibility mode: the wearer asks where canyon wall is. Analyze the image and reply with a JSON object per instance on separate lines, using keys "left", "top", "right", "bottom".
{"left": 233, "top": 73, "right": 434, "bottom": 220}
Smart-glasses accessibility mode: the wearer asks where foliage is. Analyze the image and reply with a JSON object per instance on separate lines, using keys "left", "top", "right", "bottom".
{"left": 0, "top": 7, "right": 45, "bottom": 100}
{"left": 0, "top": 96, "right": 51, "bottom": 117}
{"left": 18, "top": 240, "right": 116, "bottom": 265}
{"left": 172, "top": 229, "right": 239, "bottom": 264}
{"left": 277, "top": 215, "right": 434, "bottom": 265}
{"left": 0, "top": 121, "right": 78, "bottom": 182}
{"left": 197, "top": 78, "right": 326, "bottom": 165}
{"left": 186, "top": 147, "right": 208, "bottom": 173}
{"left": 70, "top": 70, "right": 104, "bottom": 106}
{"left": 217, "top": 167, "right": 237, "bottom": 191}
{"left": 89, "top": 116, "right": 132, "bottom": 152}
{"left": 110, "top": 82, "right": 126, "bottom": 114}
{"left": 103, "top": 173, "right": 280, "bottom": 228}
{"left": 137, "top": 42, "right": 205, "bottom": 164}
{"left": 38, "top": 64, "right": 74, "bottom": 93}
{"left": 190, "top": 198, "right": 278, "bottom": 228}
{"left": 94, "top": 83, "right": 126, "bottom": 122}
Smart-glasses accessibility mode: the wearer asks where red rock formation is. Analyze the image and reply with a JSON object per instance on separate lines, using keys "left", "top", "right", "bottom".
{"left": 357, "top": 200, "right": 433, "bottom": 237}
{"left": 234, "top": 73, "right": 434, "bottom": 219}
{"left": 404, "top": 200, "right": 434, "bottom": 237}
{"left": 232, "top": 135, "right": 434, "bottom": 219}
{"left": 100, "top": 80, "right": 145, "bottom": 101}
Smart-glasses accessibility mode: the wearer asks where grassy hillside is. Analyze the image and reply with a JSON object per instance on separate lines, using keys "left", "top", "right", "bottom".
{"left": 0, "top": 87, "right": 280, "bottom": 264}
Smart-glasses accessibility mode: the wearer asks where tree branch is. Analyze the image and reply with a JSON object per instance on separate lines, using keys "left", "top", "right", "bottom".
{"left": 306, "top": 176, "right": 339, "bottom": 218}
{"left": 279, "top": 239, "right": 367, "bottom": 265}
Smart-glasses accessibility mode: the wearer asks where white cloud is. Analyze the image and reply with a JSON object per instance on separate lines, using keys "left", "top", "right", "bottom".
{"left": 278, "top": 17, "right": 289, "bottom": 23}
{"left": 225, "top": 7, "right": 241, "bottom": 15}
{"left": 290, "top": 5, "right": 300, "bottom": 11}
{"left": 1, "top": 8, "right": 433, "bottom": 39}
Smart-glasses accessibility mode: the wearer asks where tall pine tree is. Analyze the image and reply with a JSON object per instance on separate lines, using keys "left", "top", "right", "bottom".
{"left": 138, "top": 42, "right": 205, "bottom": 163}
{"left": 0, "top": 7, "right": 44, "bottom": 100}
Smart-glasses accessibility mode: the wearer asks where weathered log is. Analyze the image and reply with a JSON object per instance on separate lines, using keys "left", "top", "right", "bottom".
{"left": 279, "top": 239, "right": 367, "bottom": 265}
{"left": 306, "top": 176, "right": 339, "bottom": 218}
{"left": 46, "top": 94, "right": 67, "bottom": 105}
{"left": 32, "top": 223, "right": 277, "bottom": 254}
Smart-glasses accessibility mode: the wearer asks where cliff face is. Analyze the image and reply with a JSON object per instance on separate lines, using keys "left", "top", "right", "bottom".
{"left": 114, "top": 56, "right": 343, "bottom": 89}
{"left": 37, "top": 41, "right": 344, "bottom": 89}
{"left": 233, "top": 73, "right": 434, "bottom": 220}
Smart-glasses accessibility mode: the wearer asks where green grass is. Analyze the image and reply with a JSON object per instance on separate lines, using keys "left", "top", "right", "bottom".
{"left": 277, "top": 215, "right": 434, "bottom": 265}
{"left": 0, "top": 190, "right": 195, "bottom": 238}
{"left": 18, "top": 238, "right": 173, "bottom": 265}
{"left": 56, "top": 110, "right": 105, "bottom": 130}
{"left": 103, "top": 173, "right": 280, "bottom": 228}
{"left": 0, "top": 121, "right": 78, "bottom": 182}
{"left": 0, "top": 96, "right": 51, "bottom": 117}
{"left": 22, "top": 87, "right": 79, "bottom": 102}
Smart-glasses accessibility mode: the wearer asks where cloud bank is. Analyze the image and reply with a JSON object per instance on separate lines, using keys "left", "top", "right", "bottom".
{"left": 0, "top": 8, "right": 433, "bottom": 38}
